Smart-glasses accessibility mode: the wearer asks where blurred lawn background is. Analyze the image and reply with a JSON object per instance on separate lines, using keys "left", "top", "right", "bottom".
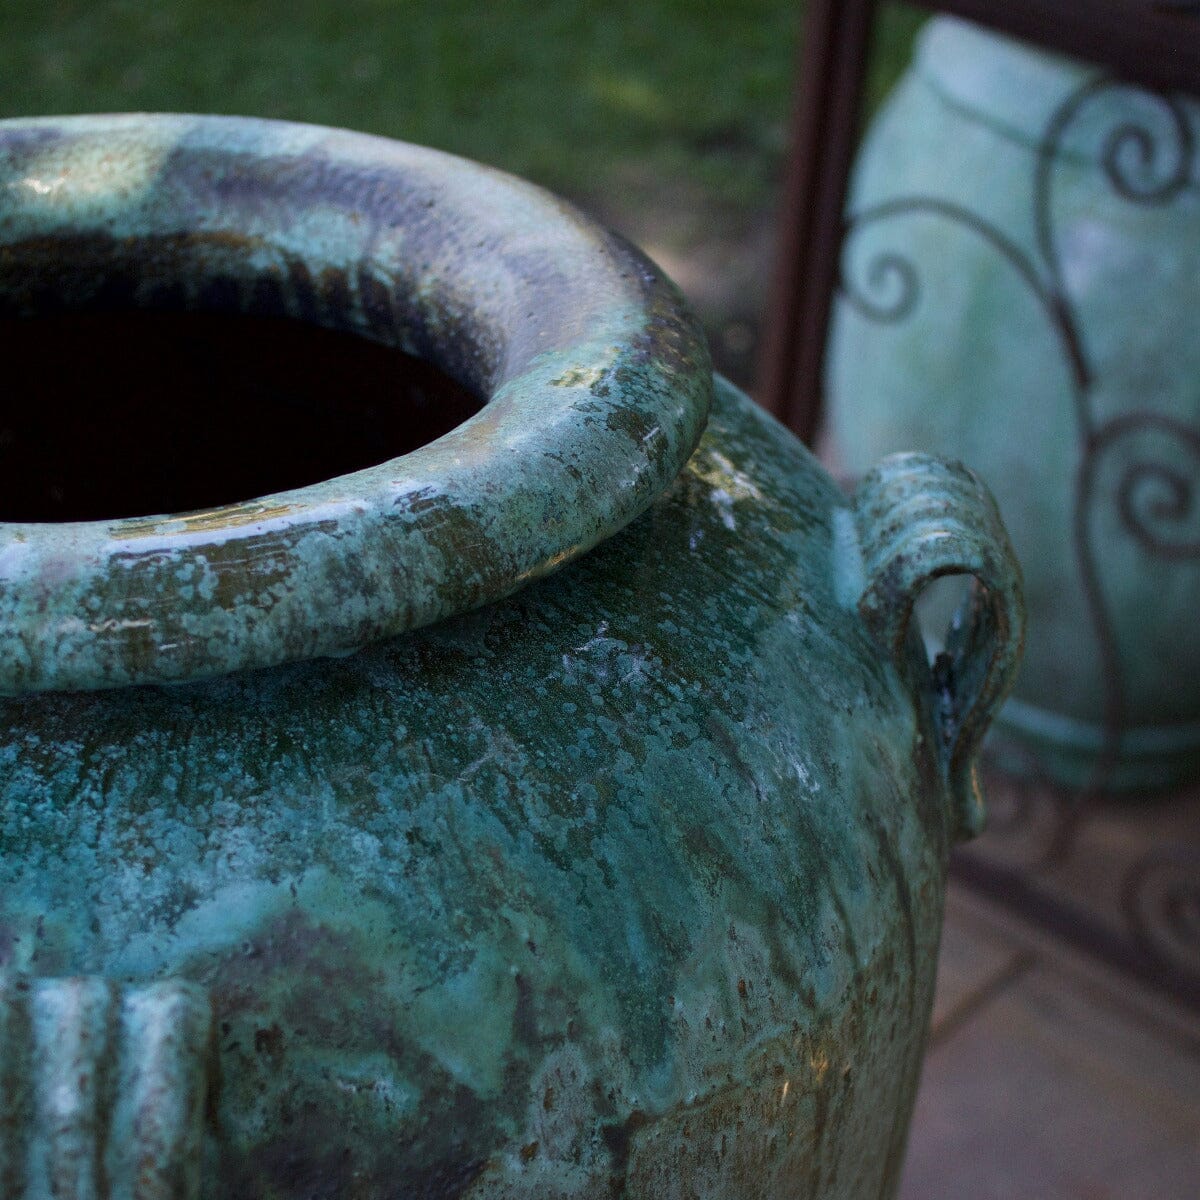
{"left": 1, "top": 1, "right": 926, "bottom": 385}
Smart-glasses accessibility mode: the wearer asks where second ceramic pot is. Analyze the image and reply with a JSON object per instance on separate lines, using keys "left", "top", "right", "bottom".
{"left": 826, "top": 16, "right": 1200, "bottom": 789}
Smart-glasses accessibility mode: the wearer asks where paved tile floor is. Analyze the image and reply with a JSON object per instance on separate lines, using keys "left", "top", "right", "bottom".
{"left": 898, "top": 773, "right": 1200, "bottom": 1200}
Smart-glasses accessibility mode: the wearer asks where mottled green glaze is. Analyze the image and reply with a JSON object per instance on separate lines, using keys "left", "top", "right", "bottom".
{"left": 826, "top": 17, "right": 1200, "bottom": 788}
{"left": 0, "top": 114, "right": 709, "bottom": 694}
{"left": 0, "top": 115, "right": 1023, "bottom": 1199}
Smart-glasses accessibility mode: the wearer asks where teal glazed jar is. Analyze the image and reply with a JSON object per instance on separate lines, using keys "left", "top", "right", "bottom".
{"left": 0, "top": 115, "right": 1023, "bottom": 1199}
{"left": 825, "top": 16, "right": 1200, "bottom": 790}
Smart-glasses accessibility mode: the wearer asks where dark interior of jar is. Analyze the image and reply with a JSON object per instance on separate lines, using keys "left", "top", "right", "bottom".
{"left": 0, "top": 309, "right": 485, "bottom": 522}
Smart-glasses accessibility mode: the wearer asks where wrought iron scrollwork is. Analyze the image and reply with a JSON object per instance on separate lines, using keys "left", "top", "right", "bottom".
{"left": 839, "top": 241, "right": 918, "bottom": 322}
{"left": 1094, "top": 413, "right": 1200, "bottom": 560}
{"left": 1103, "top": 96, "right": 1194, "bottom": 204}
{"left": 1123, "top": 843, "right": 1200, "bottom": 985}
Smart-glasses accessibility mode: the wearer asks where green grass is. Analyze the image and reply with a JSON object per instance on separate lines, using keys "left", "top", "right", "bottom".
{"left": 1, "top": 1, "right": 926, "bottom": 218}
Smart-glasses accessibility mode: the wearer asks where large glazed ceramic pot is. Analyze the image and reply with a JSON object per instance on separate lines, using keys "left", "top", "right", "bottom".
{"left": 0, "top": 114, "right": 1023, "bottom": 1199}
{"left": 826, "top": 16, "right": 1200, "bottom": 790}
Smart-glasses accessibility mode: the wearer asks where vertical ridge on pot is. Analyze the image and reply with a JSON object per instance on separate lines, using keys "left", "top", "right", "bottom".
{"left": 0, "top": 974, "right": 212, "bottom": 1200}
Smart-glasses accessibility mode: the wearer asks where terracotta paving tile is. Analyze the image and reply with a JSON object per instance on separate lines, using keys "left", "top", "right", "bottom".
{"left": 927, "top": 892, "right": 1029, "bottom": 1043}
{"left": 899, "top": 886, "right": 1200, "bottom": 1200}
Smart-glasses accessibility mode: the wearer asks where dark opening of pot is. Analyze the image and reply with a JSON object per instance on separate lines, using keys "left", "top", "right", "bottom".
{"left": 0, "top": 310, "right": 485, "bottom": 523}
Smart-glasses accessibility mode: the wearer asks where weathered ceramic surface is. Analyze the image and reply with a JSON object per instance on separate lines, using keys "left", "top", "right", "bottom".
{"left": 0, "top": 115, "right": 1024, "bottom": 1199}
{"left": 0, "top": 114, "right": 709, "bottom": 693}
{"left": 825, "top": 17, "right": 1200, "bottom": 788}
{"left": 0, "top": 387, "right": 1021, "bottom": 1200}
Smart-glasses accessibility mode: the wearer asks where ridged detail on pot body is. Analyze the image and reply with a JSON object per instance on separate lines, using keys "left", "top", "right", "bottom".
{"left": 0, "top": 974, "right": 212, "bottom": 1199}
{"left": 826, "top": 16, "right": 1200, "bottom": 789}
{"left": 850, "top": 454, "right": 1023, "bottom": 837}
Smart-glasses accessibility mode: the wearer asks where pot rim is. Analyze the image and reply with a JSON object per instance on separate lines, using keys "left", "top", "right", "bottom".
{"left": 0, "top": 113, "right": 711, "bottom": 694}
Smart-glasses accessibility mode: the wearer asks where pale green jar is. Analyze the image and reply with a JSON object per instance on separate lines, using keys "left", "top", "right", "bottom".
{"left": 826, "top": 16, "right": 1200, "bottom": 789}
{"left": 0, "top": 114, "right": 1023, "bottom": 1199}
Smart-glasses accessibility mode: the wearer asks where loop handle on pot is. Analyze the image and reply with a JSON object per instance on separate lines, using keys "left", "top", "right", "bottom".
{"left": 852, "top": 453, "right": 1025, "bottom": 840}
{"left": 0, "top": 972, "right": 212, "bottom": 1199}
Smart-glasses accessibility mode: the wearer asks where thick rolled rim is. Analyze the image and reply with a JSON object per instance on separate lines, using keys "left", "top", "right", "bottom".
{"left": 0, "top": 114, "right": 712, "bottom": 693}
